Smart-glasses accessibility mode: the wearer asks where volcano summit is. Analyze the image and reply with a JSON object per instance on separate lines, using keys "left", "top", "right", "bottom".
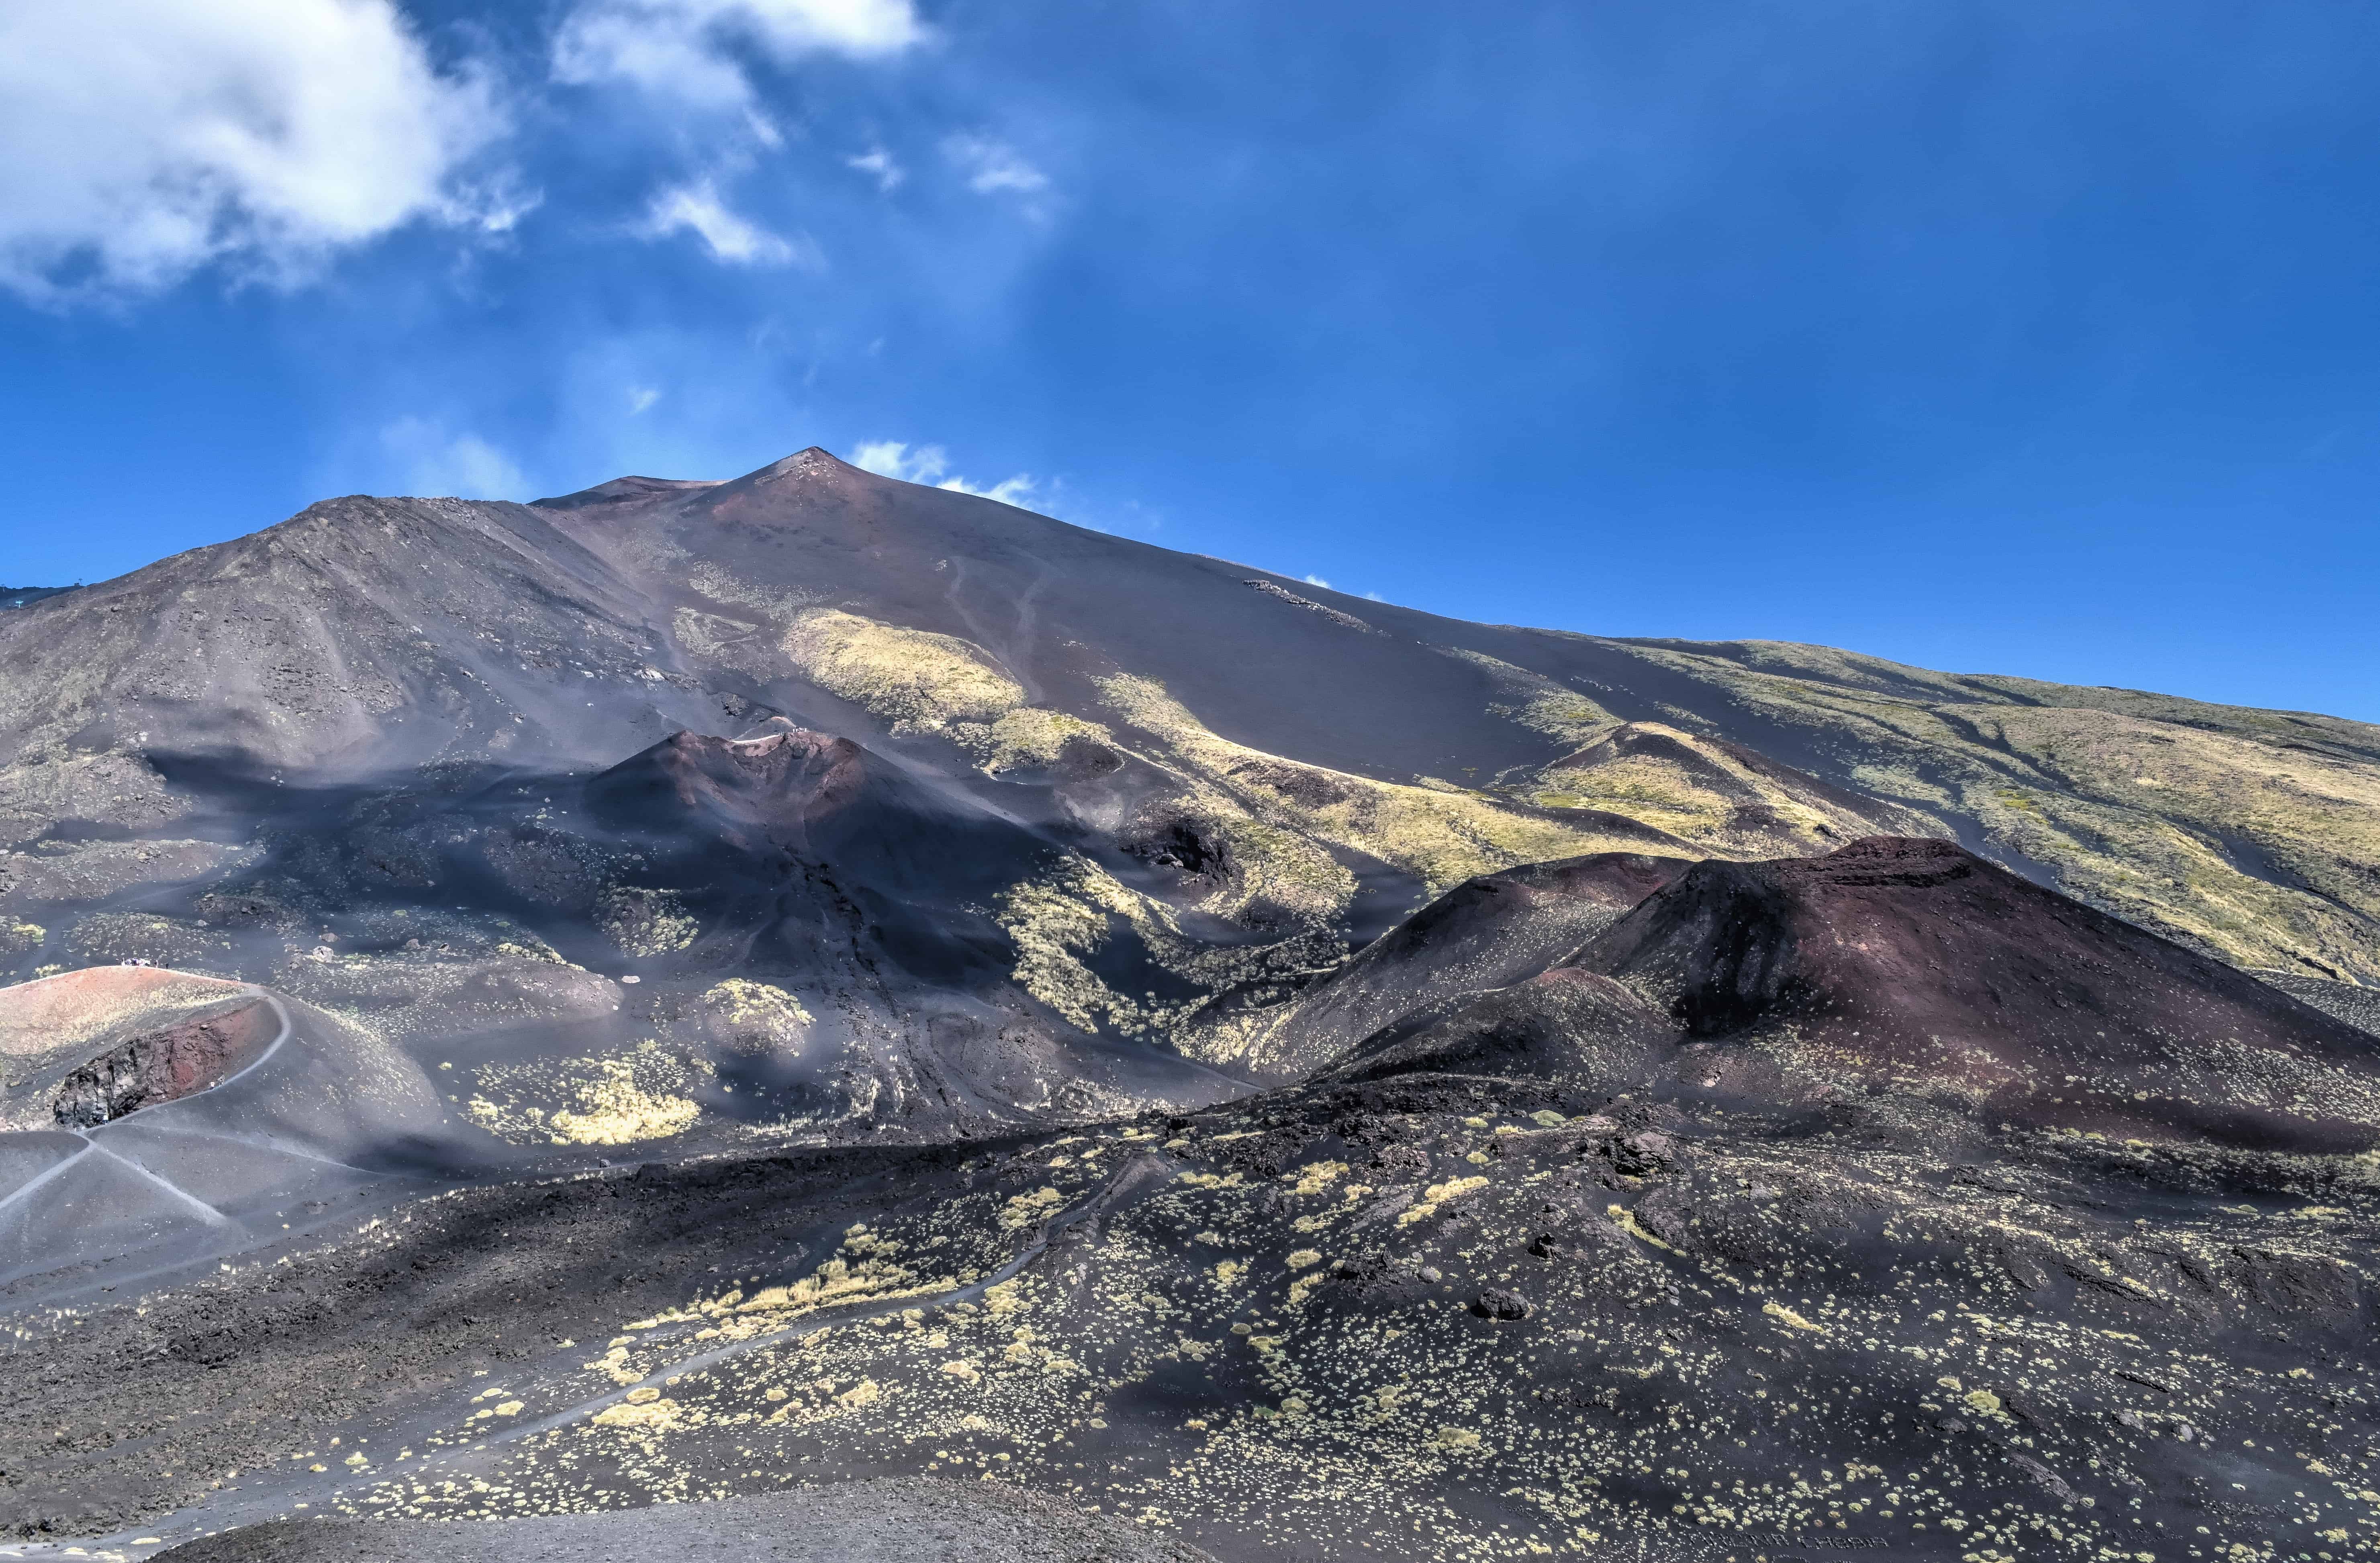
{"left": 1, "top": 451, "right": 2377, "bottom": 1561}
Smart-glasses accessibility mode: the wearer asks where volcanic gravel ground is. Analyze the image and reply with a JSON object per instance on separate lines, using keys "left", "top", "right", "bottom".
{"left": 8, "top": 1067, "right": 2379, "bottom": 1563}
{"left": 148, "top": 1479, "right": 1216, "bottom": 1562}
{"left": 0, "top": 1138, "right": 1029, "bottom": 1542}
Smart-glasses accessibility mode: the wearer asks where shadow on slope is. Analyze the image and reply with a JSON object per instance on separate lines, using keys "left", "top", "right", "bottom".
{"left": 1213, "top": 852, "right": 1688, "bottom": 1084}
{"left": 151, "top": 1478, "right": 1217, "bottom": 1562}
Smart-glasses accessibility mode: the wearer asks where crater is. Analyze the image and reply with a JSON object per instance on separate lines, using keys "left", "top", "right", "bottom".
{"left": 51, "top": 1000, "right": 271, "bottom": 1128}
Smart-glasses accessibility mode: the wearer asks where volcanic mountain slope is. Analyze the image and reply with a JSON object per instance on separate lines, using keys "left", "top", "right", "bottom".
{"left": 0, "top": 445, "right": 2371, "bottom": 1347}
{"left": 0, "top": 447, "right": 2369, "bottom": 1186}
{"left": 1199, "top": 850, "right": 1689, "bottom": 1082}
{"left": 0, "top": 448, "right": 2374, "bottom": 978}
{"left": 0, "top": 707, "right": 1255, "bottom": 1293}
{"left": 1578, "top": 835, "right": 2380, "bottom": 1145}
{"left": 567, "top": 721, "right": 1248, "bottom": 1124}
{"left": 2, "top": 450, "right": 2380, "bottom": 1558}
{"left": 8, "top": 836, "right": 2378, "bottom": 1563}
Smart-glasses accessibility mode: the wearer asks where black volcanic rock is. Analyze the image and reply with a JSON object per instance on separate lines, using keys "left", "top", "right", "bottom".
{"left": 48, "top": 999, "right": 273, "bottom": 1128}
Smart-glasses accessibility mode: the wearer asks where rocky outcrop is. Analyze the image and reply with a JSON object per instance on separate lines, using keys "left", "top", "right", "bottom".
{"left": 49, "top": 1002, "right": 270, "bottom": 1128}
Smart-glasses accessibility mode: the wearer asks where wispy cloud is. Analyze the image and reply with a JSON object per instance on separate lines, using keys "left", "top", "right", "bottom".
{"left": 847, "top": 147, "right": 904, "bottom": 191}
{"left": 382, "top": 417, "right": 529, "bottom": 499}
{"left": 943, "top": 133, "right": 1048, "bottom": 198}
{"left": 641, "top": 180, "right": 813, "bottom": 267}
{"left": 0, "top": 0, "right": 509, "bottom": 300}
{"left": 627, "top": 386, "right": 662, "bottom": 415}
{"left": 555, "top": 0, "right": 926, "bottom": 110}
{"left": 849, "top": 440, "right": 1038, "bottom": 508}
{"left": 1303, "top": 573, "right": 1332, "bottom": 590}
{"left": 943, "top": 472, "right": 1039, "bottom": 506}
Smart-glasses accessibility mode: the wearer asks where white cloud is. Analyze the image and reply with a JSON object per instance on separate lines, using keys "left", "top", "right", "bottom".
{"left": 847, "top": 148, "right": 905, "bottom": 191}
{"left": 641, "top": 180, "right": 812, "bottom": 266}
{"left": 942, "top": 472, "right": 1038, "bottom": 506}
{"left": 943, "top": 134, "right": 1048, "bottom": 197}
{"left": 628, "top": 386, "right": 663, "bottom": 415}
{"left": 745, "top": 110, "right": 787, "bottom": 150}
{"left": 0, "top": 0, "right": 509, "bottom": 300}
{"left": 382, "top": 418, "right": 529, "bottom": 499}
{"left": 556, "top": 0, "right": 925, "bottom": 109}
{"left": 849, "top": 440, "right": 1036, "bottom": 508}
{"left": 850, "top": 439, "right": 948, "bottom": 483}
{"left": 1303, "top": 574, "right": 1333, "bottom": 590}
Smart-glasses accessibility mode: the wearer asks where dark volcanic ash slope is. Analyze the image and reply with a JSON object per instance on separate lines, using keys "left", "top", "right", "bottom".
{"left": 574, "top": 722, "right": 1244, "bottom": 1124}
{"left": 1318, "top": 837, "right": 2380, "bottom": 1148}
{"left": 1579, "top": 835, "right": 2380, "bottom": 1149}
{"left": 1220, "top": 851, "right": 1689, "bottom": 1083}
{"left": 11, "top": 840, "right": 2380, "bottom": 1563}
{"left": 149, "top": 1481, "right": 1218, "bottom": 1563}
{"left": 0, "top": 966, "right": 449, "bottom": 1290}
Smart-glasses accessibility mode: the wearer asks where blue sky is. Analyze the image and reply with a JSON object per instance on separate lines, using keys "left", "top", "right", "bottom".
{"left": 3, "top": 1, "right": 2377, "bottom": 720}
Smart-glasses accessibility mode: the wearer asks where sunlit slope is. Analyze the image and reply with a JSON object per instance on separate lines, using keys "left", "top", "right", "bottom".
{"left": 549, "top": 449, "right": 2380, "bottom": 981}
{"left": 1579, "top": 638, "right": 2380, "bottom": 981}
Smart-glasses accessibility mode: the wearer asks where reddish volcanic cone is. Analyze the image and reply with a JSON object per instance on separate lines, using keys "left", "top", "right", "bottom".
{"left": 1575, "top": 836, "right": 2380, "bottom": 1150}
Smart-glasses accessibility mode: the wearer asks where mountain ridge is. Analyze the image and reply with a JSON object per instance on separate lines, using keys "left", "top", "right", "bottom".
{"left": 0, "top": 452, "right": 2372, "bottom": 1087}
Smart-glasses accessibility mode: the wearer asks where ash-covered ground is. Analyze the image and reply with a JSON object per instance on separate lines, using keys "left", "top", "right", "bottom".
{"left": 4, "top": 837, "right": 2377, "bottom": 1563}
{"left": 8, "top": 1065, "right": 2376, "bottom": 1562}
